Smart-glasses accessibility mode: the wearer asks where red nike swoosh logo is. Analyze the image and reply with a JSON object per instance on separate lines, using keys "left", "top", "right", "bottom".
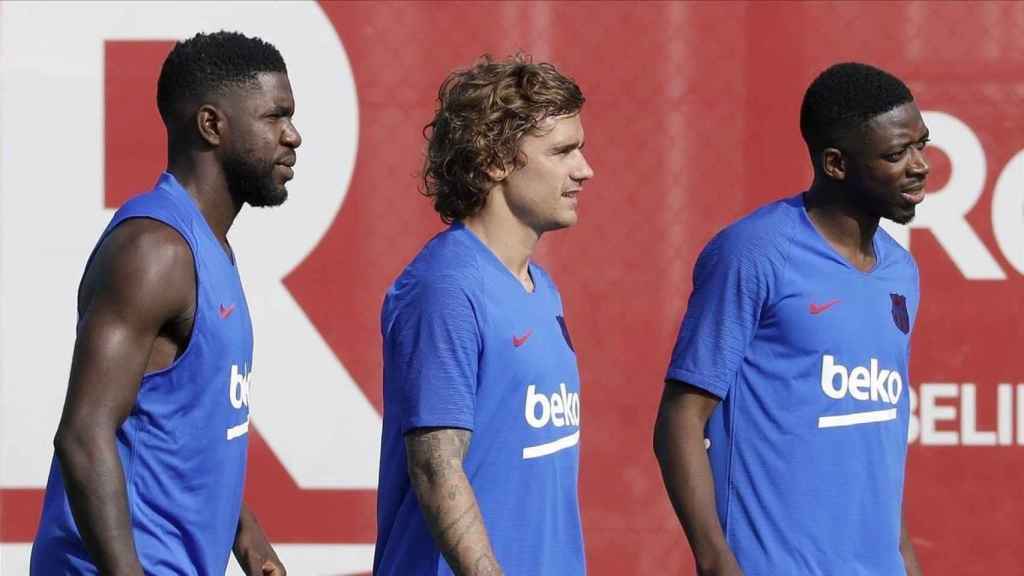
{"left": 809, "top": 299, "right": 840, "bottom": 315}
{"left": 512, "top": 329, "right": 533, "bottom": 348}
{"left": 219, "top": 304, "right": 236, "bottom": 319}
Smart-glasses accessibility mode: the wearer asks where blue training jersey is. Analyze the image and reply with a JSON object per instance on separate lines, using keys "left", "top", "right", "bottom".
{"left": 374, "top": 222, "right": 585, "bottom": 576}
{"left": 32, "top": 172, "right": 254, "bottom": 575}
{"left": 666, "top": 194, "right": 918, "bottom": 576}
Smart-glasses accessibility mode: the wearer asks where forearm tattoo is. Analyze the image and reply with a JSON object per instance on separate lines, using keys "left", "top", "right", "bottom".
{"left": 405, "top": 428, "right": 502, "bottom": 576}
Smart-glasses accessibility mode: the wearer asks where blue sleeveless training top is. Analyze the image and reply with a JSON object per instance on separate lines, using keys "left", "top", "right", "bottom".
{"left": 32, "top": 172, "right": 254, "bottom": 575}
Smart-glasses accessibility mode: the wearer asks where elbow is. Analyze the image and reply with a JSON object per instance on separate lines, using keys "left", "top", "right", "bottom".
{"left": 53, "top": 424, "right": 85, "bottom": 472}
{"left": 52, "top": 425, "right": 75, "bottom": 462}
{"left": 53, "top": 421, "right": 109, "bottom": 473}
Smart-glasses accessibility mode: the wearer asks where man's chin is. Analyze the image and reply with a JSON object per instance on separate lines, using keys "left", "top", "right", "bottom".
{"left": 541, "top": 216, "right": 577, "bottom": 233}
{"left": 247, "top": 187, "right": 288, "bottom": 208}
{"left": 886, "top": 208, "right": 915, "bottom": 225}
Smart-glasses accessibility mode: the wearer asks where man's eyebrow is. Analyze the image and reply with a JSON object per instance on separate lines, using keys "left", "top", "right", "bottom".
{"left": 885, "top": 130, "right": 929, "bottom": 150}
{"left": 551, "top": 139, "right": 583, "bottom": 151}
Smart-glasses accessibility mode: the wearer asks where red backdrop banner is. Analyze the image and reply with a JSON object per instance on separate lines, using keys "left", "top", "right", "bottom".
{"left": 2, "top": 2, "right": 1022, "bottom": 574}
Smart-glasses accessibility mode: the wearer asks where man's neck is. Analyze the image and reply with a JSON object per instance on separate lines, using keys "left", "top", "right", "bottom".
{"left": 804, "top": 182, "right": 880, "bottom": 271}
{"left": 462, "top": 193, "right": 540, "bottom": 291}
{"left": 167, "top": 155, "right": 243, "bottom": 245}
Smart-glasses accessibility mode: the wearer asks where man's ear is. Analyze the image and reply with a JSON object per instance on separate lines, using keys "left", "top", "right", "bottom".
{"left": 486, "top": 162, "right": 509, "bottom": 182}
{"left": 196, "top": 104, "right": 225, "bottom": 147}
{"left": 822, "top": 147, "right": 846, "bottom": 181}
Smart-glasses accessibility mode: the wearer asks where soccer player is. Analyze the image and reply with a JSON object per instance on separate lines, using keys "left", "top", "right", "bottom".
{"left": 654, "top": 62, "right": 928, "bottom": 576}
{"left": 373, "top": 55, "right": 594, "bottom": 576}
{"left": 31, "top": 31, "right": 300, "bottom": 575}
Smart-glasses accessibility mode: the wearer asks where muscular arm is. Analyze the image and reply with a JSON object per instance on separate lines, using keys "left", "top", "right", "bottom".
{"left": 405, "top": 428, "right": 501, "bottom": 576}
{"left": 900, "top": 512, "right": 922, "bottom": 576}
{"left": 53, "top": 220, "right": 194, "bottom": 575}
{"left": 653, "top": 381, "right": 743, "bottom": 576}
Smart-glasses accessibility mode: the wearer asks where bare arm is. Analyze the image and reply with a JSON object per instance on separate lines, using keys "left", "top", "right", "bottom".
{"left": 53, "top": 221, "right": 194, "bottom": 575}
{"left": 405, "top": 428, "right": 501, "bottom": 576}
{"left": 653, "top": 381, "right": 743, "bottom": 576}
{"left": 900, "top": 512, "right": 922, "bottom": 576}
{"left": 233, "top": 503, "right": 285, "bottom": 575}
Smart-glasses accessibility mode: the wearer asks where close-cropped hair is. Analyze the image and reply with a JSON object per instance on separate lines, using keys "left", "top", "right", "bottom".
{"left": 800, "top": 62, "right": 913, "bottom": 159}
{"left": 422, "top": 54, "right": 585, "bottom": 223}
{"left": 157, "top": 30, "right": 286, "bottom": 127}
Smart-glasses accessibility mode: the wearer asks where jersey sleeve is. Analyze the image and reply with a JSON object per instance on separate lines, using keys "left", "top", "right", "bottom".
{"left": 385, "top": 273, "right": 481, "bottom": 434}
{"left": 665, "top": 227, "right": 773, "bottom": 398}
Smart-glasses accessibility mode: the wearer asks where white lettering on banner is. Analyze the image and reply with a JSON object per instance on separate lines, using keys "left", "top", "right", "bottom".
{"left": 0, "top": 1, "right": 380, "bottom": 492}
{"left": 991, "top": 148, "right": 1024, "bottom": 274}
{"left": 909, "top": 383, "right": 1024, "bottom": 446}
{"left": 880, "top": 111, "right": 1024, "bottom": 279}
{"left": 523, "top": 384, "right": 581, "bottom": 459}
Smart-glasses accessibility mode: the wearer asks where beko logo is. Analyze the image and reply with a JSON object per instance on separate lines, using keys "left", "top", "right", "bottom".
{"left": 818, "top": 355, "right": 903, "bottom": 429}
{"left": 521, "top": 384, "right": 581, "bottom": 460}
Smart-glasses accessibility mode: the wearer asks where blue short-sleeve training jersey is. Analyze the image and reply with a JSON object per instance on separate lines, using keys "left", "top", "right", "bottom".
{"left": 666, "top": 194, "right": 919, "bottom": 576}
{"left": 374, "top": 222, "right": 585, "bottom": 576}
{"left": 32, "top": 173, "right": 254, "bottom": 575}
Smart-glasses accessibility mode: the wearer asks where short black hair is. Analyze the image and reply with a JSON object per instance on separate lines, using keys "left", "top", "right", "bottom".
{"left": 800, "top": 62, "right": 914, "bottom": 158}
{"left": 157, "top": 31, "right": 286, "bottom": 126}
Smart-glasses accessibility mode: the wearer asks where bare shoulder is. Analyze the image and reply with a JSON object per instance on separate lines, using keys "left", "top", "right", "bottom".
{"left": 80, "top": 218, "right": 195, "bottom": 323}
